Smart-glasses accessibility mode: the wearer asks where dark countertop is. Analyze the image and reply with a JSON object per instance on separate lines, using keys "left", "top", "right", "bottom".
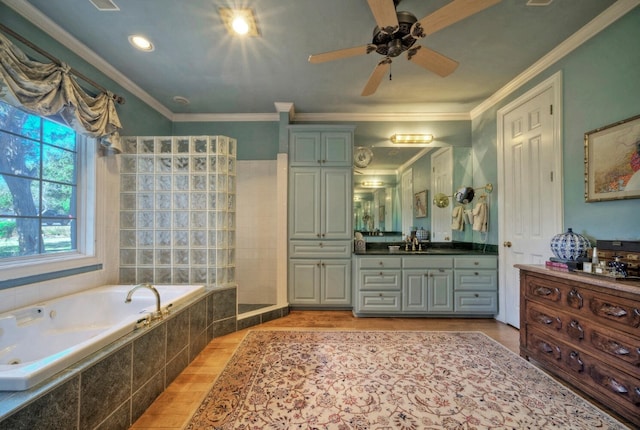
{"left": 354, "top": 242, "right": 498, "bottom": 256}
{"left": 355, "top": 249, "right": 495, "bottom": 256}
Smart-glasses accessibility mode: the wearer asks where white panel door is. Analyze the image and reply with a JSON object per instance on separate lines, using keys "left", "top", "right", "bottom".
{"left": 431, "top": 147, "right": 453, "bottom": 242}
{"left": 498, "top": 73, "right": 563, "bottom": 328}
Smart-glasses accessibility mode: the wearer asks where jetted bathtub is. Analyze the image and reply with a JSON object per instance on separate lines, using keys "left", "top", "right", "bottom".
{"left": 0, "top": 284, "right": 205, "bottom": 391}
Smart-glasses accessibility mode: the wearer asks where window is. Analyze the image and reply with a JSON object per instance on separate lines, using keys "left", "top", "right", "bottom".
{"left": 0, "top": 100, "right": 93, "bottom": 264}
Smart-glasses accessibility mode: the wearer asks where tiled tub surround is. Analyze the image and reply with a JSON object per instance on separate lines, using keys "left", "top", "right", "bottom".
{"left": 119, "top": 136, "right": 236, "bottom": 288}
{"left": 0, "top": 284, "right": 205, "bottom": 391}
{"left": 0, "top": 286, "right": 237, "bottom": 430}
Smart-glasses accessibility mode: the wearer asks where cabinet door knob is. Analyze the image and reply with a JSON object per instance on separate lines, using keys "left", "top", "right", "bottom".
{"left": 503, "top": 241, "right": 512, "bottom": 247}
{"left": 379, "top": 261, "right": 384, "bottom": 266}
{"left": 474, "top": 272, "right": 479, "bottom": 276}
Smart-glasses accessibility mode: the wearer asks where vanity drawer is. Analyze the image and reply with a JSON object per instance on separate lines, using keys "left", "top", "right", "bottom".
{"left": 402, "top": 256, "right": 453, "bottom": 269}
{"left": 359, "top": 270, "right": 401, "bottom": 290}
{"left": 454, "top": 292, "right": 497, "bottom": 313}
{"left": 454, "top": 269, "right": 497, "bottom": 291}
{"left": 358, "top": 257, "right": 402, "bottom": 269}
{"left": 289, "top": 240, "right": 352, "bottom": 258}
{"left": 454, "top": 256, "right": 497, "bottom": 269}
{"left": 357, "top": 291, "right": 402, "bottom": 312}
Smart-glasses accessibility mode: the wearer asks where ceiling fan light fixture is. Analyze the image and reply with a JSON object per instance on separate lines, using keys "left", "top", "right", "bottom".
{"left": 390, "top": 133, "right": 433, "bottom": 144}
{"left": 219, "top": 8, "right": 260, "bottom": 37}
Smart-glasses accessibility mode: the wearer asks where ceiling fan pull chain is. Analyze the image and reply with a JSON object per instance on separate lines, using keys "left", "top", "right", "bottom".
{"left": 389, "top": 63, "right": 392, "bottom": 81}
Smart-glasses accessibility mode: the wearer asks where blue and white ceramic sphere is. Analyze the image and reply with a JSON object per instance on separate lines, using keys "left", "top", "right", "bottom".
{"left": 550, "top": 228, "right": 591, "bottom": 261}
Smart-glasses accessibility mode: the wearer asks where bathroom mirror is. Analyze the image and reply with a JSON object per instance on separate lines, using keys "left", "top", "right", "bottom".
{"left": 454, "top": 186, "right": 475, "bottom": 204}
{"left": 353, "top": 146, "right": 472, "bottom": 232}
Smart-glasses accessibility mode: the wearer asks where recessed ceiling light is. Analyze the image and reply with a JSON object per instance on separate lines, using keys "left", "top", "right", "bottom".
{"left": 219, "top": 8, "right": 260, "bottom": 37}
{"left": 172, "top": 96, "right": 190, "bottom": 105}
{"left": 128, "top": 35, "right": 154, "bottom": 51}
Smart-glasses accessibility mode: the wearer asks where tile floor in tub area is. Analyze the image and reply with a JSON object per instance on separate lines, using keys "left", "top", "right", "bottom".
{"left": 0, "top": 286, "right": 287, "bottom": 430}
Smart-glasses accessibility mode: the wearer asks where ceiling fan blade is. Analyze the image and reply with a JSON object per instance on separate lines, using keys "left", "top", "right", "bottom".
{"left": 367, "top": 0, "right": 399, "bottom": 34}
{"left": 411, "top": 0, "right": 501, "bottom": 38}
{"left": 408, "top": 45, "right": 458, "bottom": 77}
{"left": 308, "top": 44, "right": 377, "bottom": 64}
{"left": 361, "top": 58, "right": 392, "bottom": 96}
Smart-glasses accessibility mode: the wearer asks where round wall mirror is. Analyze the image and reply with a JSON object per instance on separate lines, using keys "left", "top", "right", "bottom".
{"left": 454, "top": 186, "right": 475, "bottom": 204}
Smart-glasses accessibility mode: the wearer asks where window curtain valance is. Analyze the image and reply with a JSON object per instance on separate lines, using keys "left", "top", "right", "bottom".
{"left": 0, "top": 32, "right": 122, "bottom": 153}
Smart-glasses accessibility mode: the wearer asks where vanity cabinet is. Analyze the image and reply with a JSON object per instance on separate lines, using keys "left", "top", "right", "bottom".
{"left": 353, "top": 254, "right": 497, "bottom": 316}
{"left": 289, "top": 130, "right": 352, "bottom": 166}
{"left": 454, "top": 256, "right": 498, "bottom": 313}
{"left": 288, "top": 126, "right": 354, "bottom": 308}
{"left": 289, "top": 167, "right": 351, "bottom": 239}
{"left": 518, "top": 265, "right": 640, "bottom": 427}
{"left": 403, "top": 257, "right": 454, "bottom": 313}
{"left": 288, "top": 259, "right": 351, "bottom": 306}
{"left": 356, "top": 257, "right": 402, "bottom": 313}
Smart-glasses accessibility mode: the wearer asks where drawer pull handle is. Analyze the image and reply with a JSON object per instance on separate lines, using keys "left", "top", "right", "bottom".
{"left": 474, "top": 261, "right": 479, "bottom": 265}
{"left": 608, "top": 378, "right": 628, "bottom": 395}
{"left": 600, "top": 304, "right": 627, "bottom": 318}
{"left": 474, "top": 294, "right": 479, "bottom": 298}
{"left": 567, "top": 289, "right": 583, "bottom": 309}
{"left": 567, "top": 320, "right": 584, "bottom": 340}
{"left": 379, "top": 261, "right": 384, "bottom": 266}
{"left": 534, "top": 286, "right": 553, "bottom": 296}
{"left": 608, "top": 341, "right": 630, "bottom": 356}
{"left": 379, "top": 272, "right": 384, "bottom": 276}
{"left": 568, "top": 351, "right": 584, "bottom": 373}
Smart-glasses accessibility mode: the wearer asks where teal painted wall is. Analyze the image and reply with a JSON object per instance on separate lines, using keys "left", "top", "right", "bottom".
{"left": 472, "top": 8, "right": 640, "bottom": 244}
{"left": 0, "top": 4, "right": 172, "bottom": 136}
{"left": 172, "top": 121, "right": 279, "bottom": 160}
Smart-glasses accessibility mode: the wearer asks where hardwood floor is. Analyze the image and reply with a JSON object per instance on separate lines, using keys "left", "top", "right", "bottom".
{"left": 130, "top": 311, "right": 519, "bottom": 429}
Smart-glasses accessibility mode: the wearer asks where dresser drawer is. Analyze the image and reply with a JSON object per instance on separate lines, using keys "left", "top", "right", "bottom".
{"left": 525, "top": 329, "right": 640, "bottom": 419}
{"left": 523, "top": 274, "right": 640, "bottom": 335}
{"left": 357, "top": 291, "right": 402, "bottom": 312}
{"left": 454, "top": 292, "right": 497, "bottom": 313}
{"left": 454, "top": 269, "right": 497, "bottom": 291}
{"left": 358, "top": 257, "right": 402, "bottom": 269}
{"left": 454, "top": 256, "right": 497, "bottom": 269}
{"left": 526, "top": 301, "right": 640, "bottom": 376}
{"left": 402, "top": 256, "right": 453, "bottom": 269}
{"left": 289, "top": 240, "right": 352, "bottom": 258}
{"left": 359, "top": 270, "right": 401, "bottom": 291}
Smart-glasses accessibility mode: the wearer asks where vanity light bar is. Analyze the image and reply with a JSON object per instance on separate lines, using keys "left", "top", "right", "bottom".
{"left": 361, "top": 181, "right": 384, "bottom": 188}
{"left": 390, "top": 134, "right": 433, "bottom": 144}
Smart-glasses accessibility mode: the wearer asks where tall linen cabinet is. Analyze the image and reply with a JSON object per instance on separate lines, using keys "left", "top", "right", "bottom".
{"left": 288, "top": 126, "right": 354, "bottom": 308}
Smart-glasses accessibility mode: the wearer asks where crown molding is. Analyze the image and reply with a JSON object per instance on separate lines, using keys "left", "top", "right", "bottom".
{"left": 172, "top": 113, "right": 279, "bottom": 122}
{"left": 292, "top": 112, "right": 470, "bottom": 122}
{"left": 3, "top": 0, "right": 174, "bottom": 119}
{"left": 470, "top": 0, "right": 639, "bottom": 119}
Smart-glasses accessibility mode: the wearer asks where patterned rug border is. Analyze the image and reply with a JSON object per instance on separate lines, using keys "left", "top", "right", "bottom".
{"left": 185, "top": 329, "right": 628, "bottom": 429}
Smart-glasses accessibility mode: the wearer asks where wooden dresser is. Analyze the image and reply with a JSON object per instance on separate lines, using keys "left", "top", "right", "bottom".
{"left": 517, "top": 264, "right": 640, "bottom": 427}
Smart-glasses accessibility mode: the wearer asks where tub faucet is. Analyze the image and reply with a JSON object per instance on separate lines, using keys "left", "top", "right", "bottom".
{"left": 125, "top": 283, "right": 162, "bottom": 318}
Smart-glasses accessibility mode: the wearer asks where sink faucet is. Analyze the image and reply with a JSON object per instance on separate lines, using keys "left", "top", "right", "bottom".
{"left": 125, "top": 283, "right": 162, "bottom": 317}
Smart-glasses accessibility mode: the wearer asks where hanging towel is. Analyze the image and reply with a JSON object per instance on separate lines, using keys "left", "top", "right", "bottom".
{"left": 463, "top": 209, "right": 474, "bottom": 225}
{"left": 451, "top": 205, "right": 464, "bottom": 231}
{"left": 472, "top": 201, "right": 488, "bottom": 232}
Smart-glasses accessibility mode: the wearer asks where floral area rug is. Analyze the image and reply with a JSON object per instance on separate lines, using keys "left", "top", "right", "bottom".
{"left": 185, "top": 330, "right": 626, "bottom": 429}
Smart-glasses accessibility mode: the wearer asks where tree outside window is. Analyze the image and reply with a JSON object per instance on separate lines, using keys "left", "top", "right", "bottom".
{"left": 0, "top": 100, "right": 77, "bottom": 258}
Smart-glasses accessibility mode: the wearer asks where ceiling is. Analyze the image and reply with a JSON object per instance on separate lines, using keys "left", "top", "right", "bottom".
{"left": 2, "top": 0, "right": 623, "bottom": 171}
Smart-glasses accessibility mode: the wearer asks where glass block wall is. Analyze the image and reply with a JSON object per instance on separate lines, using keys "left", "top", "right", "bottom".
{"left": 119, "top": 136, "right": 236, "bottom": 287}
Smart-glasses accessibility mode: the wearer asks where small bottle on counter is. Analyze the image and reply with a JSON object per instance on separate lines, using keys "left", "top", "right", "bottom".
{"left": 592, "top": 247, "right": 599, "bottom": 265}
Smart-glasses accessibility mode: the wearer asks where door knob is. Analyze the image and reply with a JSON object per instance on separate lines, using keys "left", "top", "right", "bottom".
{"left": 503, "top": 241, "right": 512, "bottom": 247}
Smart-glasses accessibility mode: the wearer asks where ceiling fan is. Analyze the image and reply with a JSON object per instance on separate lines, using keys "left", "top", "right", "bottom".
{"left": 308, "top": 0, "right": 501, "bottom": 96}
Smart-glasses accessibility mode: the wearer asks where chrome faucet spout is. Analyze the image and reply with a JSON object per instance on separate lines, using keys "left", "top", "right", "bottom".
{"left": 125, "top": 283, "right": 162, "bottom": 315}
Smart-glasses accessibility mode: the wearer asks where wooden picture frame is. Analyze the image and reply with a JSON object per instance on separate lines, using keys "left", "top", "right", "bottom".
{"left": 584, "top": 113, "right": 640, "bottom": 202}
{"left": 414, "top": 190, "right": 427, "bottom": 218}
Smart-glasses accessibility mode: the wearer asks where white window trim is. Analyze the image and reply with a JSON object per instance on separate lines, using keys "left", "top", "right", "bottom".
{"left": 0, "top": 135, "right": 101, "bottom": 283}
